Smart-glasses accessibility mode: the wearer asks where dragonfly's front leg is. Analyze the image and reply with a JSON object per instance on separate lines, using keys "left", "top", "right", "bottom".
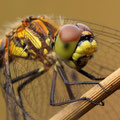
{"left": 57, "top": 64, "right": 107, "bottom": 92}
{"left": 50, "top": 63, "right": 104, "bottom": 106}
{"left": 50, "top": 67, "right": 75, "bottom": 106}
{"left": 78, "top": 69, "right": 105, "bottom": 80}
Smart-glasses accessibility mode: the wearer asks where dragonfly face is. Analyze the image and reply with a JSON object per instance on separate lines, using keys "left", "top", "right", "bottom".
{"left": 54, "top": 23, "right": 97, "bottom": 70}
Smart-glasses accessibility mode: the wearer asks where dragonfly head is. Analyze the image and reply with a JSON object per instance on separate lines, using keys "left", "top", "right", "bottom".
{"left": 54, "top": 23, "right": 97, "bottom": 70}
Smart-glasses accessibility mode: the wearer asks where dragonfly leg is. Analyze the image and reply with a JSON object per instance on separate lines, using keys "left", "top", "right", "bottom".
{"left": 4, "top": 67, "right": 47, "bottom": 89}
{"left": 17, "top": 84, "right": 28, "bottom": 120}
{"left": 17, "top": 75, "right": 41, "bottom": 120}
{"left": 57, "top": 65, "right": 107, "bottom": 92}
{"left": 4, "top": 85, "right": 34, "bottom": 120}
{"left": 3, "top": 69, "right": 40, "bottom": 89}
{"left": 11, "top": 67, "right": 47, "bottom": 120}
{"left": 79, "top": 69, "right": 105, "bottom": 80}
{"left": 50, "top": 69, "right": 57, "bottom": 105}
{"left": 50, "top": 64, "right": 107, "bottom": 106}
{"left": 50, "top": 68, "right": 104, "bottom": 106}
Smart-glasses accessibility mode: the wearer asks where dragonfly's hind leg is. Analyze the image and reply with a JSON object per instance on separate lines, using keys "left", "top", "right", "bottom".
{"left": 17, "top": 74, "right": 44, "bottom": 120}
{"left": 15, "top": 67, "right": 48, "bottom": 120}
{"left": 4, "top": 67, "right": 48, "bottom": 120}
{"left": 50, "top": 68, "right": 104, "bottom": 106}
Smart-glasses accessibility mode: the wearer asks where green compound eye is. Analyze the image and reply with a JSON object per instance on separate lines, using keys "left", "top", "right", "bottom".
{"left": 54, "top": 24, "right": 82, "bottom": 59}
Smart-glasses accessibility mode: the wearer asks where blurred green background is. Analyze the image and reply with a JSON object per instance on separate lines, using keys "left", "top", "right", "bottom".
{"left": 0, "top": 0, "right": 120, "bottom": 120}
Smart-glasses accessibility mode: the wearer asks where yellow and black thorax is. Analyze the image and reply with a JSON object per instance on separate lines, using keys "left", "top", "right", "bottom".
{"left": 1, "top": 16, "right": 59, "bottom": 68}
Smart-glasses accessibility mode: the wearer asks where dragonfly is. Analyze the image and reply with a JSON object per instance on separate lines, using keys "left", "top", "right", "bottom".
{"left": 0, "top": 16, "right": 120, "bottom": 120}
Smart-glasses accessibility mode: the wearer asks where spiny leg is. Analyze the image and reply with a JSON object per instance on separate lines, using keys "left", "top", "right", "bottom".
{"left": 78, "top": 69, "right": 105, "bottom": 80}
{"left": 50, "top": 68, "right": 104, "bottom": 106}
{"left": 4, "top": 68, "right": 40, "bottom": 89}
{"left": 5, "top": 67, "right": 48, "bottom": 120}
{"left": 16, "top": 66, "right": 48, "bottom": 120}
{"left": 50, "top": 68, "right": 74, "bottom": 105}
{"left": 57, "top": 65, "right": 107, "bottom": 92}
{"left": 3, "top": 69, "right": 41, "bottom": 120}
{"left": 50, "top": 61, "right": 105, "bottom": 106}
{"left": 4, "top": 85, "right": 34, "bottom": 120}
{"left": 17, "top": 73, "right": 42, "bottom": 120}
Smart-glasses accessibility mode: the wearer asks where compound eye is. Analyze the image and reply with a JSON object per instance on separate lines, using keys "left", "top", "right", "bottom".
{"left": 76, "top": 23, "right": 94, "bottom": 37}
{"left": 76, "top": 23, "right": 91, "bottom": 32}
{"left": 59, "top": 24, "right": 82, "bottom": 42}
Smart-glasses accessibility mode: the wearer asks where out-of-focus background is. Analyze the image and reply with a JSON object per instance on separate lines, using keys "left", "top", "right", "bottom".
{"left": 1, "top": 0, "right": 120, "bottom": 29}
{"left": 0, "top": 0, "right": 120, "bottom": 120}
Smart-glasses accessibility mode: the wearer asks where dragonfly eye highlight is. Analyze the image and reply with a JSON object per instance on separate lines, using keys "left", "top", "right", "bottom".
{"left": 76, "top": 23, "right": 92, "bottom": 33}
{"left": 59, "top": 24, "right": 82, "bottom": 42}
